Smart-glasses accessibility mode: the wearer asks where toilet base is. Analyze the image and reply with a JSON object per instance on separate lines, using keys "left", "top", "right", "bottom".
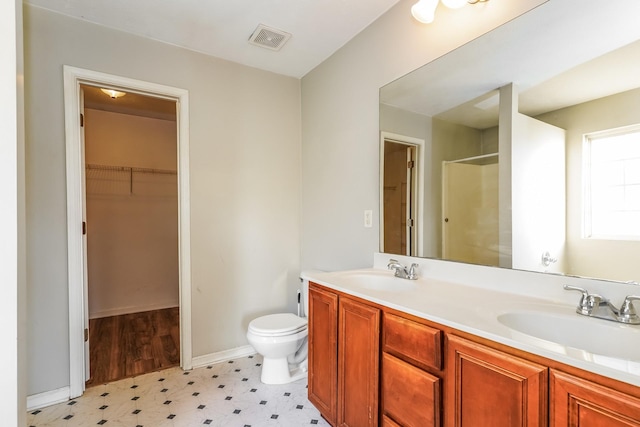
{"left": 260, "top": 357, "right": 308, "bottom": 385}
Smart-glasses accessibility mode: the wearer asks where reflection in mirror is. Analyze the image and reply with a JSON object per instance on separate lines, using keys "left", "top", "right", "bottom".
{"left": 379, "top": 1, "right": 640, "bottom": 283}
{"left": 380, "top": 133, "right": 423, "bottom": 256}
{"left": 382, "top": 140, "right": 416, "bottom": 255}
{"left": 442, "top": 152, "right": 498, "bottom": 267}
{"left": 432, "top": 91, "right": 503, "bottom": 267}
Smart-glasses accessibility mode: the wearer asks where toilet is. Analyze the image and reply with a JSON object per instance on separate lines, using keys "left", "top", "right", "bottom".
{"left": 246, "top": 278, "right": 309, "bottom": 384}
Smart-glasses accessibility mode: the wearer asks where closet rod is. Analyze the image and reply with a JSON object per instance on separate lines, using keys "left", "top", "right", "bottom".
{"left": 85, "top": 163, "right": 177, "bottom": 175}
{"left": 443, "top": 152, "right": 498, "bottom": 164}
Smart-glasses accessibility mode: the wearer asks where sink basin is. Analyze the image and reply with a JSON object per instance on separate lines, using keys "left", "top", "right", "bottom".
{"left": 498, "top": 310, "right": 640, "bottom": 362}
{"left": 331, "top": 270, "right": 417, "bottom": 292}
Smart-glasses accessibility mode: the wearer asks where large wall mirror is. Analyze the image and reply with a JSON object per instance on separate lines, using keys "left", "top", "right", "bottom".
{"left": 379, "top": 0, "right": 640, "bottom": 283}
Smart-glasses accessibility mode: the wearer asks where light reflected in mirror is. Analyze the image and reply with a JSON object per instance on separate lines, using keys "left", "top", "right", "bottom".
{"left": 379, "top": 1, "right": 640, "bottom": 283}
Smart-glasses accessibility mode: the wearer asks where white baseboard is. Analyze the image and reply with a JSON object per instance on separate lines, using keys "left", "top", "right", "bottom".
{"left": 191, "top": 345, "right": 256, "bottom": 369}
{"left": 89, "top": 301, "right": 179, "bottom": 319}
{"left": 27, "top": 386, "right": 70, "bottom": 411}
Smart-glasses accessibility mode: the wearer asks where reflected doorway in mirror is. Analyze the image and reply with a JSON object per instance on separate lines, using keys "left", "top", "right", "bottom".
{"left": 380, "top": 132, "right": 425, "bottom": 257}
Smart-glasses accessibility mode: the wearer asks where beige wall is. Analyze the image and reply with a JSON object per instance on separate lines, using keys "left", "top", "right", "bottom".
{"left": 84, "top": 109, "right": 179, "bottom": 318}
{"left": 24, "top": 5, "right": 301, "bottom": 395}
{"left": 85, "top": 108, "right": 177, "bottom": 170}
{"left": 537, "top": 88, "right": 640, "bottom": 282}
{"left": 300, "top": 0, "right": 546, "bottom": 271}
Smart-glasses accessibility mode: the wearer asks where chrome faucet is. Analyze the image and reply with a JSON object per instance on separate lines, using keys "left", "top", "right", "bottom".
{"left": 387, "top": 259, "right": 419, "bottom": 280}
{"left": 564, "top": 285, "right": 640, "bottom": 325}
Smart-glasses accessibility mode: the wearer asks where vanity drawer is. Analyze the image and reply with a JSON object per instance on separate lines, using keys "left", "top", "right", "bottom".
{"left": 383, "top": 312, "right": 442, "bottom": 371}
{"left": 382, "top": 352, "right": 440, "bottom": 427}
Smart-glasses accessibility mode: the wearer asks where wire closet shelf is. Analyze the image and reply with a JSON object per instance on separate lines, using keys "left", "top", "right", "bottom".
{"left": 85, "top": 163, "right": 177, "bottom": 196}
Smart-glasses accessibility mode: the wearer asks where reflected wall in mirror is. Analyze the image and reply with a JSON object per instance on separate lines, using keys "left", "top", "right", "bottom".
{"left": 379, "top": 0, "right": 640, "bottom": 283}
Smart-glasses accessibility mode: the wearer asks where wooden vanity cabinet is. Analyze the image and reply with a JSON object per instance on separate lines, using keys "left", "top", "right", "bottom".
{"left": 309, "top": 282, "right": 640, "bottom": 427}
{"left": 550, "top": 369, "right": 640, "bottom": 427}
{"left": 338, "top": 296, "right": 381, "bottom": 427}
{"left": 381, "top": 312, "right": 443, "bottom": 427}
{"left": 382, "top": 414, "right": 404, "bottom": 427}
{"left": 445, "top": 335, "right": 548, "bottom": 427}
{"left": 308, "top": 284, "right": 339, "bottom": 425}
{"left": 308, "top": 283, "right": 381, "bottom": 427}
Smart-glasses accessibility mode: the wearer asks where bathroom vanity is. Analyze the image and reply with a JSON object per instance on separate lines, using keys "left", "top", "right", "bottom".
{"left": 304, "top": 257, "right": 640, "bottom": 427}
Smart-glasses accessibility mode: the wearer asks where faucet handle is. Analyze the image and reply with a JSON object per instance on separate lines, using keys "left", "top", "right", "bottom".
{"left": 563, "top": 285, "right": 589, "bottom": 296}
{"left": 619, "top": 295, "right": 640, "bottom": 323}
{"left": 564, "top": 285, "right": 593, "bottom": 314}
{"left": 407, "top": 263, "right": 419, "bottom": 280}
{"left": 387, "top": 259, "right": 404, "bottom": 278}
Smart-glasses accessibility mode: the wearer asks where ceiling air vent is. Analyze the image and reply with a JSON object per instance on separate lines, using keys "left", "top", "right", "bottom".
{"left": 248, "top": 24, "right": 291, "bottom": 51}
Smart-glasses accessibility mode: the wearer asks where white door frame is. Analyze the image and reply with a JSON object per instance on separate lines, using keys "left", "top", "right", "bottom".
{"left": 63, "top": 65, "right": 192, "bottom": 398}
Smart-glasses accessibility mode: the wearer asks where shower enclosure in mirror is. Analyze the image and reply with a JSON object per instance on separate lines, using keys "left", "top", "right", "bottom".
{"left": 442, "top": 153, "right": 498, "bottom": 267}
{"left": 379, "top": 0, "right": 640, "bottom": 284}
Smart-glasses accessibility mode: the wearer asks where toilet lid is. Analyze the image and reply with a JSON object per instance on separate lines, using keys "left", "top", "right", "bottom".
{"left": 249, "top": 313, "right": 308, "bottom": 337}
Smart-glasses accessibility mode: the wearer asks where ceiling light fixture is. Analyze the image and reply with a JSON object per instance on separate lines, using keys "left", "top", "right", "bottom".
{"left": 411, "top": 0, "right": 439, "bottom": 24}
{"left": 100, "top": 88, "right": 127, "bottom": 99}
{"left": 412, "top": 0, "right": 488, "bottom": 24}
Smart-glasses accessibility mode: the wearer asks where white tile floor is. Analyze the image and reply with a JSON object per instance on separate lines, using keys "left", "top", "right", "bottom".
{"left": 27, "top": 355, "right": 331, "bottom": 427}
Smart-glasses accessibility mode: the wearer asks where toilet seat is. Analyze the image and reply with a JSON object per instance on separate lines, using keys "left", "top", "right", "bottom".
{"left": 248, "top": 313, "right": 308, "bottom": 337}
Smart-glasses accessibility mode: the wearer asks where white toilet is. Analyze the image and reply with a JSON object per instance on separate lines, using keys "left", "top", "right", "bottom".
{"left": 246, "top": 279, "right": 309, "bottom": 384}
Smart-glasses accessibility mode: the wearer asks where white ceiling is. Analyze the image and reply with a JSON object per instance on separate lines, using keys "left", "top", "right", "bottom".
{"left": 432, "top": 38, "right": 640, "bottom": 130}
{"left": 24, "top": 0, "right": 401, "bottom": 78}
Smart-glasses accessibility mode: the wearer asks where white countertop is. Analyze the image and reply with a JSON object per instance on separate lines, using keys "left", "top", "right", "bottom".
{"left": 302, "top": 264, "right": 640, "bottom": 388}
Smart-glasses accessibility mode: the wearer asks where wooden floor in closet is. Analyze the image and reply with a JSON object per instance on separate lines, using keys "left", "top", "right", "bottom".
{"left": 87, "top": 307, "right": 180, "bottom": 387}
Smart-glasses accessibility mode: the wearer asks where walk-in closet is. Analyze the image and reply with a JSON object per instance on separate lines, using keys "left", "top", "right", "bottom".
{"left": 82, "top": 85, "right": 180, "bottom": 385}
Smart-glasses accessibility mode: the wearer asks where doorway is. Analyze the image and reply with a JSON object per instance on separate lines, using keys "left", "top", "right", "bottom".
{"left": 380, "top": 133, "right": 423, "bottom": 257}
{"left": 82, "top": 85, "right": 180, "bottom": 385}
{"left": 383, "top": 141, "right": 416, "bottom": 255}
{"left": 64, "top": 66, "right": 193, "bottom": 398}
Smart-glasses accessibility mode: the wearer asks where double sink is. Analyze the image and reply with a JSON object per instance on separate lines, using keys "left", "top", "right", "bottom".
{"left": 307, "top": 267, "right": 640, "bottom": 383}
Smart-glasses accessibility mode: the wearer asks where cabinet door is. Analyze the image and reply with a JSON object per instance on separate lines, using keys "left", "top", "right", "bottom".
{"left": 550, "top": 369, "right": 640, "bottom": 427}
{"left": 382, "top": 415, "right": 403, "bottom": 427}
{"left": 338, "top": 296, "right": 381, "bottom": 427}
{"left": 308, "top": 285, "right": 339, "bottom": 426}
{"left": 446, "top": 335, "right": 547, "bottom": 427}
{"left": 382, "top": 352, "right": 440, "bottom": 427}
